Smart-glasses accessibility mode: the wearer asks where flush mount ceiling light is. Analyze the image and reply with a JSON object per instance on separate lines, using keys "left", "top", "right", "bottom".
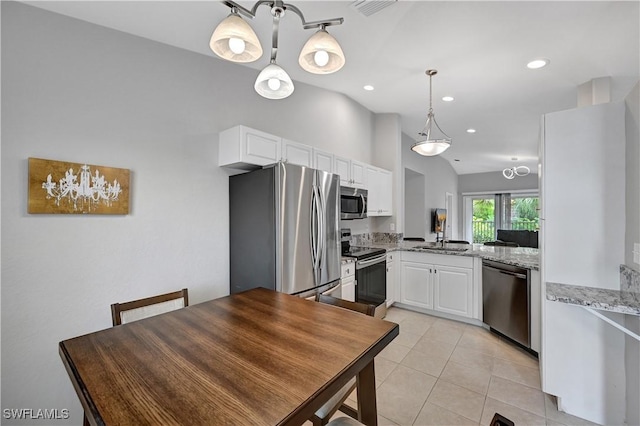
{"left": 210, "top": 1, "right": 345, "bottom": 100}
{"left": 503, "top": 166, "right": 530, "bottom": 179}
{"left": 527, "top": 58, "right": 550, "bottom": 69}
{"left": 411, "top": 69, "right": 452, "bottom": 156}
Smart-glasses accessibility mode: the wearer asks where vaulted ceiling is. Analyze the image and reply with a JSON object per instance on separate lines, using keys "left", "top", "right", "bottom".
{"left": 25, "top": 1, "right": 640, "bottom": 174}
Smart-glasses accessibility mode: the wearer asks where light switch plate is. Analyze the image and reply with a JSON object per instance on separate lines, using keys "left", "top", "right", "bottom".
{"left": 634, "top": 243, "right": 640, "bottom": 265}
{"left": 390, "top": 223, "right": 395, "bottom": 231}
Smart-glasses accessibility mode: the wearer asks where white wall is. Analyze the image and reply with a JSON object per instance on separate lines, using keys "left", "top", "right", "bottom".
{"left": 624, "top": 82, "right": 640, "bottom": 426}
{"left": 400, "top": 132, "right": 458, "bottom": 241}
{"left": 404, "top": 168, "right": 425, "bottom": 238}
{"left": 0, "top": 3, "right": 375, "bottom": 424}
{"left": 458, "top": 170, "right": 538, "bottom": 194}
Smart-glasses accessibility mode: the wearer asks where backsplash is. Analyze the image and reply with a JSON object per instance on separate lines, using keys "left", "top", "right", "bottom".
{"left": 352, "top": 232, "right": 403, "bottom": 245}
{"left": 621, "top": 264, "right": 640, "bottom": 293}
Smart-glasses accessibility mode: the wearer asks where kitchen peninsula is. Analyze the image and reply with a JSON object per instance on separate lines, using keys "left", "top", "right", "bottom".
{"left": 346, "top": 234, "right": 541, "bottom": 353}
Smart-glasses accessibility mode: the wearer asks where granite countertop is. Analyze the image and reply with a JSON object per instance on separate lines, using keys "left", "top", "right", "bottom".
{"left": 545, "top": 265, "right": 640, "bottom": 316}
{"left": 546, "top": 282, "right": 640, "bottom": 316}
{"left": 353, "top": 241, "right": 539, "bottom": 270}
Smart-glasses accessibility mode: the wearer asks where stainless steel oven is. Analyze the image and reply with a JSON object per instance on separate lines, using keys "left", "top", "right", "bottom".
{"left": 340, "top": 186, "right": 367, "bottom": 220}
{"left": 355, "top": 253, "right": 387, "bottom": 311}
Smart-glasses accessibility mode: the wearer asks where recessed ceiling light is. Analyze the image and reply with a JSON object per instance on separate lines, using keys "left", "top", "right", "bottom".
{"left": 466, "top": 128, "right": 476, "bottom": 133}
{"left": 363, "top": 85, "right": 374, "bottom": 91}
{"left": 442, "top": 96, "right": 454, "bottom": 102}
{"left": 527, "top": 58, "right": 550, "bottom": 69}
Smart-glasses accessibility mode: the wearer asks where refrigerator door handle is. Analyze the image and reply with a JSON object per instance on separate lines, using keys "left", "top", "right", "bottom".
{"left": 317, "top": 184, "right": 325, "bottom": 270}
{"left": 310, "top": 186, "right": 319, "bottom": 272}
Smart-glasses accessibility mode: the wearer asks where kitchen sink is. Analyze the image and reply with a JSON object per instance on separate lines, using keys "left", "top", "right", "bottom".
{"left": 414, "top": 244, "right": 469, "bottom": 252}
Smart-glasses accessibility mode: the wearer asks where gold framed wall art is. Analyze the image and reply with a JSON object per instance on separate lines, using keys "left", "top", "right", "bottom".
{"left": 28, "top": 158, "right": 130, "bottom": 214}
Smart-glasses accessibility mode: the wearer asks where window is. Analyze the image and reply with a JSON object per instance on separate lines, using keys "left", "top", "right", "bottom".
{"left": 463, "top": 192, "right": 539, "bottom": 243}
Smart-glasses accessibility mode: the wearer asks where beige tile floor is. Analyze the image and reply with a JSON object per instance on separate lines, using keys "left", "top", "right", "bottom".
{"left": 316, "top": 307, "right": 602, "bottom": 426}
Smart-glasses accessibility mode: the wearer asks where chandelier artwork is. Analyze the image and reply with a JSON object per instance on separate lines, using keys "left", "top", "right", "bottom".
{"left": 28, "top": 158, "right": 130, "bottom": 215}
{"left": 210, "top": 0, "right": 345, "bottom": 99}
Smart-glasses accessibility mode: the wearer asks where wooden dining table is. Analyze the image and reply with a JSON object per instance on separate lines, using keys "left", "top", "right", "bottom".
{"left": 59, "top": 287, "right": 399, "bottom": 426}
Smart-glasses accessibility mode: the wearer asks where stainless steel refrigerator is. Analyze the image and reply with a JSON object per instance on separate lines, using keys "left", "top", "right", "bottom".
{"left": 229, "top": 162, "right": 341, "bottom": 297}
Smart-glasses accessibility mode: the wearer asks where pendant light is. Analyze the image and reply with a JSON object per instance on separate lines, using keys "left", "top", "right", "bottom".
{"left": 209, "top": 8, "right": 263, "bottom": 63}
{"left": 253, "top": 7, "right": 294, "bottom": 99}
{"left": 298, "top": 26, "right": 345, "bottom": 74}
{"left": 411, "top": 70, "right": 452, "bottom": 156}
{"left": 210, "top": 1, "right": 344, "bottom": 99}
{"left": 503, "top": 166, "right": 530, "bottom": 179}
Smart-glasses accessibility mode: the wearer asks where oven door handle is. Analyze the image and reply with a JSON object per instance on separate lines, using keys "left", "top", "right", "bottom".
{"left": 356, "top": 254, "right": 386, "bottom": 269}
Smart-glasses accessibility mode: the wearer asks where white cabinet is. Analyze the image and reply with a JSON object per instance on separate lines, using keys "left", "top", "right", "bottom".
{"left": 386, "top": 252, "right": 397, "bottom": 307}
{"left": 400, "top": 252, "right": 474, "bottom": 318}
{"left": 334, "top": 156, "right": 366, "bottom": 188}
{"left": 400, "top": 261, "right": 433, "bottom": 309}
{"left": 365, "top": 166, "right": 393, "bottom": 217}
{"left": 433, "top": 265, "right": 473, "bottom": 318}
{"left": 341, "top": 262, "right": 356, "bottom": 302}
{"left": 281, "top": 139, "right": 312, "bottom": 167}
{"left": 219, "top": 125, "right": 281, "bottom": 169}
{"left": 313, "top": 148, "right": 334, "bottom": 174}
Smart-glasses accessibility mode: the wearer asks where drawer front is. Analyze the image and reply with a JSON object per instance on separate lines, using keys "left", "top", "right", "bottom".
{"left": 401, "top": 251, "right": 473, "bottom": 268}
{"left": 341, "top": 262, "right": 355, "bottom": 278}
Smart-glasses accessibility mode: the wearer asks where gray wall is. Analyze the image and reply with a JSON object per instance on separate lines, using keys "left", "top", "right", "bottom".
{"left": 404, "top": 168, "right": 426, "bottom": 238}
{"left": 1, "top": 3, "right": 375, "bottom": 424}
{"left": 458, "top": 170, "right": 538, "bottom": 193}
{"left": 401, "top": 132, "right": 459, "bottom": 241}
{"left": 624, "top": 82, "right": 640, "bottom": 426}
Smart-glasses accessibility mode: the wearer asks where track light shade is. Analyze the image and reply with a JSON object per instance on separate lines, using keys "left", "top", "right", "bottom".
{"left": 210, "top": 12, "right": 263, "bottom": 63}
{"left": 298, "top": 29, "right": 345, "bottom": 74}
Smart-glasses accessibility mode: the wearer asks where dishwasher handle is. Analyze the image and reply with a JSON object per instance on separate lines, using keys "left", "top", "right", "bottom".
{"left": 483, "top": 264, "right": 527, "bottom": 280}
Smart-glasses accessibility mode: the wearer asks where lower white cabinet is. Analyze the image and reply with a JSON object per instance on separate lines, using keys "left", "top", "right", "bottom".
{"left": 433, "top": 265, "right": 473, "bottom": 318}
{"left": 400, "top": 252, "right": 474, "bottom": 318}
{"left": 400, "top": 261, "right": 433, "bottom": 309}
{"left": 386, "top": 252, "right": 397, "bottom": 307}
{"left": 341, "top": 262, "right": 356, "bottom": 302}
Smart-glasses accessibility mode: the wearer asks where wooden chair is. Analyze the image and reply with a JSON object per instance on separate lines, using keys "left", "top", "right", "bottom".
{"left": 311, "top": 294, "right": 376, "bottom": 426}
{"left": 484, "top": 241, "right": 519, "bottom": 247}
{"left": 110, "top": 288, "right": 189, "bottom": 326}
{"left": 444, "top": 239, "right": 470, "bottom": 244}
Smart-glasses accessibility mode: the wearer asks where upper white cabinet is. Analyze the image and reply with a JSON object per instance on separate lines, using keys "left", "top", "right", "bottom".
{"left": 219, "top": 126, "right": 394, "bottom": 206}
{"left": 219, "top": 125, "right": 281, "bottom": 169}
{"left": 334, "top": 156, "right": 366, "bottom": 188}
{"left": 366, "top": 166, "right": 393, "bottom": 217}
{"left": 281, "top": 139, "right": 312, "bottom": 167}
{"left": 313, "top": 148, "right": 334, "bottom": 174}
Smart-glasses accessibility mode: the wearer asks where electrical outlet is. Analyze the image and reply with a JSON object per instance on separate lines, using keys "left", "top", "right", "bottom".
{"left": 634, "top": 243, "right": 640, "bottom": 265}
{"left": 390, "top": 223, "right": 395, "bottom": 231}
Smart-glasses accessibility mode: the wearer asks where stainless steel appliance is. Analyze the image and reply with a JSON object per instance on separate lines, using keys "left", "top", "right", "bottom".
{"left": 341, "top": 229, "right": 386, "bottom": 317}
{"left": 229, "top": 162, "right": 341, "bottom": 297}
{"left": 482, "top": 260, "right": 533, "bottom": 352}
{"left": 340, "top": 186, "right": 367, "bottom": 220}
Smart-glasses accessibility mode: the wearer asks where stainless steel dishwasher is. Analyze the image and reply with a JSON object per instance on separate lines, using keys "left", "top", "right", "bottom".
{"left": 482, "top": 260, "right": 531, "bottom": 350}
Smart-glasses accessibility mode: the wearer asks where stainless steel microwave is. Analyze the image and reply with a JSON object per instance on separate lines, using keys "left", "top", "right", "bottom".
{"left": 340, "top": 186, "right": 367, "bottom": 220}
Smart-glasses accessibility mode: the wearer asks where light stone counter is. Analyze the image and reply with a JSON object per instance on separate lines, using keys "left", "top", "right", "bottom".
{"left": 352, "top": 241, "right": 539, "bottom": 270}
{"left": 546, "top": 265, "right": 640, "bottom": 316}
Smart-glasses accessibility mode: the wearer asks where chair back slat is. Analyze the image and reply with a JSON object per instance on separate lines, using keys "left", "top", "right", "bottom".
{"left": 111, "top": 288, "right": 189, "bottom": 326}
{"left": 315, "top": 294, "right": 376, "bottom": 317}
